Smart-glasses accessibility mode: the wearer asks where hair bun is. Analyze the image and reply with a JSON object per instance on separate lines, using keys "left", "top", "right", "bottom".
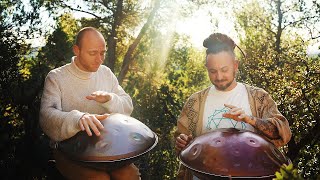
{"left": 203, "top": 33, "right": 236, "bottom": 50}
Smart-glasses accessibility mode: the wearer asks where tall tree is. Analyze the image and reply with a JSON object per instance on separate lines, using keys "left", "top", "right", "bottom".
{"left": 45, "top": 0, "right": 162, "bottom": 83}
{"left": 124, "top": 31, "right": 210, "bottom": 179}
{"left": 235, "top": 0, "right": 320, "bottom": 178}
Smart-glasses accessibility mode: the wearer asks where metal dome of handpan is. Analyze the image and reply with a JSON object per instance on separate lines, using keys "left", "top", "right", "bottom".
{"left": 57, "top": 113, "right": 158, "bottom": 171}
{"left": 179, "top": 128, "right": 290, "bottom": 179}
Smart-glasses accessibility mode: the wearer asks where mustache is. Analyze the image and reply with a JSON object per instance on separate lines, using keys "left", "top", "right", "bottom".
{"left": 215, "top": 79, "right": 228, "bottom": 83}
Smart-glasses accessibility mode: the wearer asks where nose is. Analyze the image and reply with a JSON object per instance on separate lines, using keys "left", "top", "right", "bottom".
{"left": 96, "top": 54, "right": 104, "bottom": 64}
{"left": 216, "top": 72, "right": 223, "bottom": 80}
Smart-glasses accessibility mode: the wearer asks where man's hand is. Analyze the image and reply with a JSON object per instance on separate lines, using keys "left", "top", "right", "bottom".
{"left": 223, "top": 104, "right": 280, "bottom": 139}
{"left": 79, "top": 113, "right": 109, "bottom": 136}
{"left": 222, "top": 104, "right": 255, "bottom": 125}
{"left": 175, "top": 134, "right": 193, "bottom": 154}
{"left": 86, "top": 91, "right": 112, "bottom": 103}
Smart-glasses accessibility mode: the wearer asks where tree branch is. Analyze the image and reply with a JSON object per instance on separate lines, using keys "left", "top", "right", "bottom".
{"left": 57, "top": 0, "right": 102, "bottom": 19}
{"left": 282, "top": 15, "right": 320, "bottom": 29}
{"left": 306, "top": 25, "right": 320, "bottom": 40}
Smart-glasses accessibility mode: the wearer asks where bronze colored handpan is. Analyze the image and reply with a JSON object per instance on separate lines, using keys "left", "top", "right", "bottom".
{"left": 57, "top": 113, "right": 158, "bottom": 171}
{"left": 179, "top": 128, "right": 290, "bottom": 179}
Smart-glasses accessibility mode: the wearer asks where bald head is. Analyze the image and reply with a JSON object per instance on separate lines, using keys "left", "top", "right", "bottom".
{"left": 75, "top": 27, "right": 105, "bottom": 48}
{"left": 73, "top": 27, "right": 107, "bottom": 72}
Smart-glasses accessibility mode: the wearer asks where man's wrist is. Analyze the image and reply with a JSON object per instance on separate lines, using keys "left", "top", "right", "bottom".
{"left": 246, "top": 115, "right": 257, "bottom": 126}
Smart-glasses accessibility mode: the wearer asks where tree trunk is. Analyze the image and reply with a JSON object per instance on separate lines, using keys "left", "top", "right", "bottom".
{"left": 117, "top": 0, "right": 161, "bottom": 84}
{"left": 275, "top": 0, "right": 283, "bottom": 64}
{"left": 106, "top": 0, "right": 123, "bottom": 72}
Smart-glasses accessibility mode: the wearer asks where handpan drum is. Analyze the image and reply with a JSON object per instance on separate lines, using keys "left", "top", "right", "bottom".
{"left": 179, "top": 128, "right": 290, "bottom": 179}
{"left": 57, "top": 113, "right": 158, "bottom": 171}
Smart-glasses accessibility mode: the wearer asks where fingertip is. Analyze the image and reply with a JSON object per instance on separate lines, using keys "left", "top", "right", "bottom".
{"left": 87, "top": 129, "right": 92, "bottom": 136}
{"left": 86, "top": 96, "right": 93, "bottom": 100}
{"left": 79, "top": 124, "right": 84, "bottom": 131}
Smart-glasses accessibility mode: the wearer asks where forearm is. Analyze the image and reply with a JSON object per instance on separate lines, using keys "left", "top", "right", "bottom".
{"left": 247, "top": 116, "right": 281, "bottom": 140}
{"left": 101, "top": 93, "right": 133, "bottom": 115}
{"left": 40, "top": 74, "right": 84, "bottom": 141}
{"left": 39, "top": 107, "right": 83, "bottom": 141}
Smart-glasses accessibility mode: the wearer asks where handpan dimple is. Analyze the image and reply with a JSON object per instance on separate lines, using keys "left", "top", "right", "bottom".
{"left": 211, "top": 137, "right": 225, "bottom": 147}
{"left": 188, "top": 143, "right": 202, "bottom": 161}
{"left": 179, "top": 128, "right": 290, "bottom": 179}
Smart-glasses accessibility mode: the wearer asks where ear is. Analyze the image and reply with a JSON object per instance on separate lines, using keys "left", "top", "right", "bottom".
{"left": 234, "top": 59, "right": 239, "bottom": 70}
{"left": 73, "top": 45, "right": 80, "bottom": 56}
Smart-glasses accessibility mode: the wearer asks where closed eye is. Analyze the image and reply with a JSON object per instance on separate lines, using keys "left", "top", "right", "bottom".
{"left": 221, "top": 67, "right": 229, "bottom": 72}
{"left": 89, "top": 51, "right": 98, "bottom": 56}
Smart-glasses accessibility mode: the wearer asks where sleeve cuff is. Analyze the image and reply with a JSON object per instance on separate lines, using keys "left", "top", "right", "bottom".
{"left": 101, "top": 93, "right": 114, "bottom": 109}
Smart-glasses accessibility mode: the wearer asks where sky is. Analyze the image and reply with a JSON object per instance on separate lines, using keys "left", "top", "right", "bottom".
{"left": 175, "top": 9, "right": 238, "bottom": 49}
{"left": 174, "top": 2, "right": 320, "bottom": 55}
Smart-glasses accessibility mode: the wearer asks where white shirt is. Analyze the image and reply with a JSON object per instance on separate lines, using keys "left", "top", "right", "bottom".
{"left": 202, "top": 83, "right": 254, "bottom": 133}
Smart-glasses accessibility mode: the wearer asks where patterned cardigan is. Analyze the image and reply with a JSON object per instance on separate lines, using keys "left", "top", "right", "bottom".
{"left": 175, "top": 84, "right": 292, "bottom": 180}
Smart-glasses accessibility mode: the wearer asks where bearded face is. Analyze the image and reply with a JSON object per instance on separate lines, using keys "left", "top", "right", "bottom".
{"left": 206, "top": 52, "right": 238, "bottom": 91}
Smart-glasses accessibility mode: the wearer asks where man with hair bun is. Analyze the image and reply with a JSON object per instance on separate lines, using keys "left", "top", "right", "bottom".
{"left": 39, "top": 27, "right": 140, "bottom": 180}
{"left": 174, "top": 33, "right": 292, "bottom": 180}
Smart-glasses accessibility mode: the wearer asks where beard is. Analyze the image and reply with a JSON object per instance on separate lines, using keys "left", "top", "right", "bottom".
{"left": 212, "top": 71, "right": 236, "bottom": 91}
{"left": 213, "top": 79, "right": 234, "bottom": 91}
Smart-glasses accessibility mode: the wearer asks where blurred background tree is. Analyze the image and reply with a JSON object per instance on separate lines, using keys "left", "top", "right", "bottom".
{"left": 0, "top": 0, "right": 319, "bottom": 179}
{"left": 235, "top": 0, "right": 320, "bottom": 178}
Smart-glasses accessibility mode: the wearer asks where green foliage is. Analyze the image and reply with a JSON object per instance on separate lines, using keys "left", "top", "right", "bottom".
{"left": 0, "top": 1, "right": 52, "bottom": 179}
{"left": 273, "top": 164, "right": 303, "bottom": 180}
{"left": 236, "top": 1, "right": 320, "bottom": 179}
{"left": 44, "top": 0, "right": 150, "bottom": 73}
{"left": 0, "top": 24, "right": 23, "bottom": 168}
{"left": 38, "top": 13, "right": 79, "bottom": 68}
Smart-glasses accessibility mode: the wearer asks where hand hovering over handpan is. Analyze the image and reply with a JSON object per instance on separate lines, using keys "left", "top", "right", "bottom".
{"left": 222, "top": 104, "right": 255, "bottom": 124}
{"left": 86, "top": 90, "right": 112, "bottom": 103}
{"left": 175, "top": 134, "right": 193, "bottom": 154}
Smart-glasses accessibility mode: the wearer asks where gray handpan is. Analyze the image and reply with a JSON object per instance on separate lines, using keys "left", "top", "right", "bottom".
{"left": 58, "top": 113, "right": 158, "bottom": 171}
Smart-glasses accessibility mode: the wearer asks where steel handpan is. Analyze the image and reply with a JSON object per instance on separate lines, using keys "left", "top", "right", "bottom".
{"left": 58, "top": 113, "right": 158, "bottom": 171}
{"left": 179, "top": 128, "right": 290, "bottom": 179}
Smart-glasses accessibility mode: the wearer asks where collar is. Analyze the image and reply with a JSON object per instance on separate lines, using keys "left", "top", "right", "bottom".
{"left": 67, "top": 56, "right": 95, "bottom": 80}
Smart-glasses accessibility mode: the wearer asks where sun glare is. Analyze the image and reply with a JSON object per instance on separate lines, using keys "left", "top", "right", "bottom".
{"left": 175, "top": 7, "right": 239, "bottom": 49}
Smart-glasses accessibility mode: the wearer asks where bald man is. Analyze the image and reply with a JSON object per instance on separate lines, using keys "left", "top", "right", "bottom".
{"left": 40, "top": 27, "right": 140, "bottom": 180}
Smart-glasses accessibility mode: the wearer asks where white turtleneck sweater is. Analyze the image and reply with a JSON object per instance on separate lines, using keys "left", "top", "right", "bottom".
{"left": 39, "top": 57, "right": 133, "bottom": 142}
